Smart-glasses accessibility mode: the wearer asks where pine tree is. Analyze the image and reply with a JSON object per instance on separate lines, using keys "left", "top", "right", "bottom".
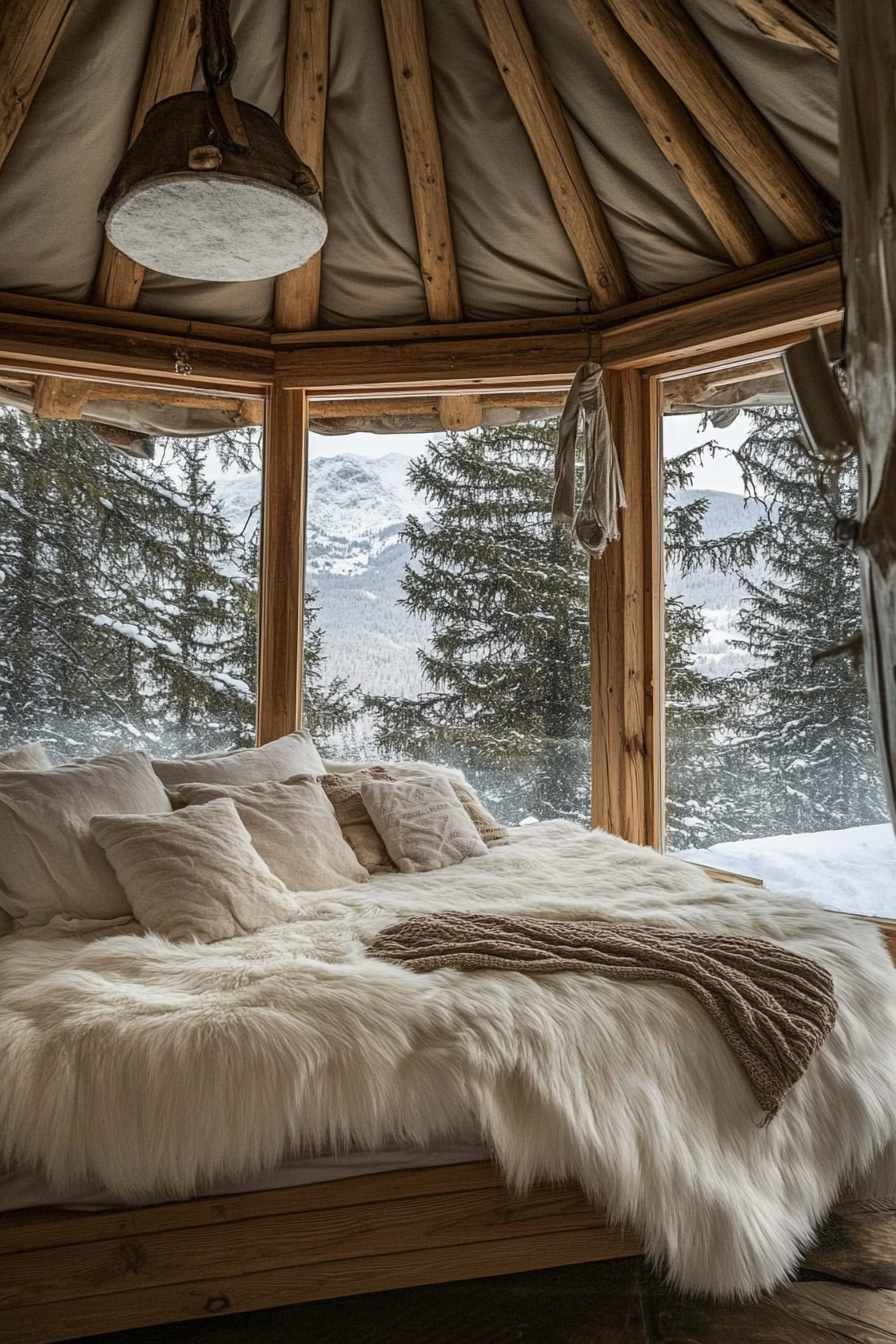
{"left": 0, "top": 410, "right": 258, "bottom": 759}
{"left": 723, "top": 406, "right": 888, "bottom": 836}
{"left": 368, "top": 423, "right": 591, "bottom": 823}
{"left": 301, "top": 589, "right": 360, "bottom": 754}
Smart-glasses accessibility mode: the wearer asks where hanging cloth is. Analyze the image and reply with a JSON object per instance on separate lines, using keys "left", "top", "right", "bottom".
{"left": 551, "top": 361, "right": 626, "bottom": 558}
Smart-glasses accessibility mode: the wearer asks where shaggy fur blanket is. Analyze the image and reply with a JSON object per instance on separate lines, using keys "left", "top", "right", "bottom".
{"left": 1, "top": 822, "right": 895, "bottom": 1299}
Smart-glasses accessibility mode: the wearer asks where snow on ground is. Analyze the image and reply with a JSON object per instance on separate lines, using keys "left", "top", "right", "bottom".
{"left": 676, "top": 823, "right": 896, "bottom": 918}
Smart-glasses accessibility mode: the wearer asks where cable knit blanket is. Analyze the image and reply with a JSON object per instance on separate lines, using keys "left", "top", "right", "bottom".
{"left": 367, "top": 912, "right": 838, "bottom": 1117}
{"left": 1, "top": 821, "right": 895, "bottom": 1300}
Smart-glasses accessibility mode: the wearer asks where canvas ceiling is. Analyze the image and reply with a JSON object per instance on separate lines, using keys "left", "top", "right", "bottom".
{"left": 0, "top": 0, "right": 839, "bottom": 332}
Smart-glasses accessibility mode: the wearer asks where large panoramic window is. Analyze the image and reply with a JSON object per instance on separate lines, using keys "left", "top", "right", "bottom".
{"left": 0, "top": 375, "right": 262, "bottom": 761}
{"left": 661, "top": 356, "right": 894, "bottom": 915}
{"left": 302, "top": 389, "right": 591, "bottom": 825}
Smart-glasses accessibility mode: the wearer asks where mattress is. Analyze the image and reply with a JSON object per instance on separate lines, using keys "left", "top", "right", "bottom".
{"left": 0, "top": 1144, "right": 490, "bottom": 1214}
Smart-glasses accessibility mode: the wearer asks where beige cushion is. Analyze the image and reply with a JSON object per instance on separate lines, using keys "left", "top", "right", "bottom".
{"left": 175, "top": 778, "right": 369, "bottom": 891}
{"left": 321, "top": 764, "right": 508, "bottom": 859}
{"left": 151, "top": 730, "right": 324, "bottom": 791}
{"left": 319, "top": 767, "right": 399, "bottom": 874}
{"left": 0, "top": 742, "right": 51, "bottom": 771}
{"left": 0, "top": 751, "right": 172, "bottom": 930}
{"left": 91, "top": 798, "right": 300, "bottom": 944}
{"left": 360, "top": 774, "right": 489, "bottom": 874}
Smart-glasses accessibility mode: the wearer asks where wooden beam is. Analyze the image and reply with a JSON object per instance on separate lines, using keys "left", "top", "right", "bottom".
{"left": 729, "top": 0, "right": 838, "bottom": 62}
{"left": 91, "top": 0, "right": 202, "bottom": 310}
{"left": 590, "top": 367, "right": 652, "bottom": 844}
{"left": 274, "top": 0, "right": 330, "bottom": 332}
{"left": 31, "top": 376, "right": 92, "bottom": 419}
{"left": 0, "top": 0, "right": 78, "bottom": 173}
{"left": 472, "top": 0, "right": 632, "bottom": 310}
{"left": 604, "top": 0, "right": 830, "bottom": 245}
{"left": 257, "top": 384, "right": 307, "bottom": 746}
{"left": 309, "top": 390, "right": 566, "bottom": 419}
{"left": 565, "top": 0, "right": 768, "bottom": 268}
{"left": 82, "top": 386, "right": 264, "bottom": 422}
{"left": 381, "top": 0, "right": 463, "bottom": 323}
{"left": 438, "top": 394, "right": 482, "bottom": 429}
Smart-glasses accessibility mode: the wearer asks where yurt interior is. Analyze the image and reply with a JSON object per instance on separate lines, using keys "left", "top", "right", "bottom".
{"left": 0, "top": 2, "right": 894, "bottom": 1341}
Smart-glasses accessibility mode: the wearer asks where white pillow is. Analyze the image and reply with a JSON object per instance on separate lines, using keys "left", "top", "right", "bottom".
{"left": 322, "top": 757, "right": 466, "bottom": 783}
{"left": 0, "top": 751, "right": 172, "bottom": 930}
{"left": 0, "top": 742, "right": 51, "bottom": 771}
{"left": 175, "top": 778, "right": 370, "bottom": 891}
{"left": 360, "top": 774, "right": 489, "bottom": 874}
{"left": 91, "top": 798, "right": 301, "bottom": 944}
{"left": 152, "top": 730, "right": 324, "bottom": 790}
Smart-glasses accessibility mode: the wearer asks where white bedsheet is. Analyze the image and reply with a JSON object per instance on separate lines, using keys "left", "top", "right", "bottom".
{"left": 0, "top": 1144, "right": 489, "bottom": 1213}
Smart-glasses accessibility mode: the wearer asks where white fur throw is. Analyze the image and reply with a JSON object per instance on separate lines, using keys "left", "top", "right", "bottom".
{"left": 1, "top": 822, "right": 894, "bottom": 1299}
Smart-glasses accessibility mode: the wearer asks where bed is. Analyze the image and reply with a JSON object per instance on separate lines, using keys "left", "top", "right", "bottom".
{"left": 1, "top": 821, "right": 895, "bottom": 1344}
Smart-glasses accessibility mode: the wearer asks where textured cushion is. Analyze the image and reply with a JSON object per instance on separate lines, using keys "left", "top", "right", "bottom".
{"left": 322, "top": 762, "right": 508, "bottom": 855}
{"left": 0, "top": 751, "right": 172, "bottom": 930}
{"left": 151, "top": 730, "right": 324, "bottom": 791}
{"left": 0, "top": 742, "right": 51, "bottom": 771}
{"left": 91, "top": 798, "right": 300, "bottom": 944}
{"left": 360, "top": 774, "right": 489, "bottom": 874}
{"left": 319, "top": 767, "right": 399, "bottom": 874}
{"left": 176, "top": 778, "right": 369, "bottom": 891}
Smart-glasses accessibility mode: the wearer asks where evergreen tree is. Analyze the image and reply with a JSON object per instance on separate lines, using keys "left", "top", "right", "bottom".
{"left": 0, "top": 410, "right": 258, "bottom": 759}
{"left": 369, "top": 423, "right": 590, "bottom": 823}
{"left": 302, "top": 589, "right": 360, "bottom": 754}
{"left": 722, "top": 406, "right": 888, "bottom": 836}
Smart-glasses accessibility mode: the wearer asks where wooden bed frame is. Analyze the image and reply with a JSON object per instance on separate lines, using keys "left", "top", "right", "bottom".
{"left": 1, "top": 913, "right": 892, "bottom": 1344}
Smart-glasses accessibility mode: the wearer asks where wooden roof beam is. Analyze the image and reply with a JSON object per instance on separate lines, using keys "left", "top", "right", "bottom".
{"left": 0, "top": 0, "right": 78, "bottom": 173}
{"left": 566, "top": 0, "right": 769, "bottom": 268}
{"left": 274, "top": 0, "right": 330, "bottom": 332}
{"left": 91, "top": 0, "right": 202, "bottom": 310}
{"left": 604, "top": 0, "right": 831, "bottom": 246}
{"left": 381, "top": 0, "right": 463, "bottom": 323}
{"left": 473, "top": 0, "right": 632, "bottom": 310}
{"left": 31, "top": 376, "right": 92, "bottom": 419}
{"left": 728, "top": 0, "right": 837, "bottom": 62}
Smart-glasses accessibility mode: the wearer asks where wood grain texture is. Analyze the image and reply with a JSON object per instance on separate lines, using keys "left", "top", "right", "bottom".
{"left": 381, "top": 0, "right": 463, "bottom": 323}
{"left": 256, "top": 383, "right": 306, "bottom": 746}
{"left": 604, "top": 0, "right": 830, "bottom": 245}
{"left": 91, "top": 0, "right": 202, "bottom": 310}
{"left": 803, "top": 1198, "right": 896, "bottom": 1289}
{"left": 565, "top": 0, "right": 769, "bottom": 268}
{"left": 730, "top": 0, "right": 838, "bottom": 61}
{"left": 310, "top": 390, "right": 566, "bottom": 419}
{"left": 472, "top": 0, "right": 632, "bottom": 310}
{"left": 590, "top": 367, "right": 650, "bottom": 844}
{"left": 0, "top": 0, "right": 77, "bottom": 173}
{"left": 438, "top": 394, "right": 481, "bottom": 429}
{"left": 273, "top": 0, "right": 330, "bottom": 332}
{"left": 30, "top": 375, "right": 92, "bottom": 419}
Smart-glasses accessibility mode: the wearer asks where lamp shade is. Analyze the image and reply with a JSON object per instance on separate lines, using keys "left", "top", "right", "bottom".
{"left": 98, "top": 92, "right": 327, "bottom": 282}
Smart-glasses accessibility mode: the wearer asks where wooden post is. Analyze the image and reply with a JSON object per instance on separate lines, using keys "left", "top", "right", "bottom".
{"left": 590, "top": 367, "right": 655, "bottom": 846}
{"left": 256, "top": 383, "right": 308, "bottom": 745}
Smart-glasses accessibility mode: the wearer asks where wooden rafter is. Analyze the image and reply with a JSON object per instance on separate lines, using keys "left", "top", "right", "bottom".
{"left": 729, "top": 0, "right": 837, "bottom": 62}
{"left": 91, "top": 0, "right": 202, "bottom": 310}
{"left": 604, "top": 0, "right": 830, "bottom": 246}
{"left": 565, "top": 0, "right": 769, "bottom": 268}
{"left": 31, "top": 376, "right": 92, "bottom": 419}
{"left": 0, "top": 0, "right": 78, "bottom": 173}
{"left": 381, "top": 0, "right": 463, "bottom": 324}
{"left": 274, "top": 0, "right": 330, "bottom": 332}
{"left": 473, "top": 0, "right": 632, "bottom": 310}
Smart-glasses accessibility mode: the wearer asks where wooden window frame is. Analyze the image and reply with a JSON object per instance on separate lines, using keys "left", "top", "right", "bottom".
{"left": 0, "top": 247, "right": 843, "bottom": 838}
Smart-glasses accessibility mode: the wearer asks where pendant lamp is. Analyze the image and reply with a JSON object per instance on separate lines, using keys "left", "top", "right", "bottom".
{"left": 98, "top": 0, "right": 327, "bottom": 283}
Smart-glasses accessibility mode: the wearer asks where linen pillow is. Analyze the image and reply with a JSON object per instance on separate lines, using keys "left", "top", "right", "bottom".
{"left": 0, "top": 751, "right": 172, "bottom": 930}
{"left": 151, "top": 729, "right": 324, "bottom": 791}
{"left": 321, "top": 762, "right": 508, "bottom": 853}
{"left": 175, "top": 777, "right": 369, "bottom": 890}
{"left": 91, "top": 798, "right": 300, "bottom": 943}
{"left": 319, "top": 767, "right": 399, "bottom": 874}
{"left": 0, "top": 742, "right": 51, "bottom": 771}
{"left": 360, "top": 774, "right": 489, "bottom": 874}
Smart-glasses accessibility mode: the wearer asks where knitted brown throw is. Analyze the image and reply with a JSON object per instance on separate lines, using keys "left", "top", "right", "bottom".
{"left": 367, "top": 913, "right": 838, "bottom": 1118}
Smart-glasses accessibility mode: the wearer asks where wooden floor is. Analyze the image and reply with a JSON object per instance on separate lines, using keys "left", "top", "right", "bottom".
{"left": 61, "top": 1201, "right": 896, "bottom": 1344}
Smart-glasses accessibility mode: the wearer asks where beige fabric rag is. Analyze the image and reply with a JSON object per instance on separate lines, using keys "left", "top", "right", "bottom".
{"left": 367, "top": 912, "right": 837, "bottom": 1118}
{"left": 551, "top": 362, "right": 626, "bottom": 558}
